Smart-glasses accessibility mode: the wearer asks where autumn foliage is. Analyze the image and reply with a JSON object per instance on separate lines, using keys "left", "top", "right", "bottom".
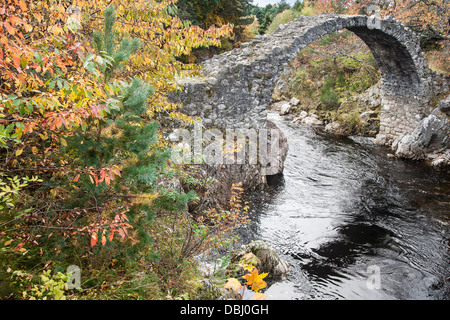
{"left": 0, "top": 0, "right": 236, "bottom": 299}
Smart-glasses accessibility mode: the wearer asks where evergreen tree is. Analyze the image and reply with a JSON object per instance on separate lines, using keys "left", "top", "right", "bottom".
{"left": 92, "top": 6, "right": 142, "bottom": 82}
{"left": 293, "top": 0, "right": 305, "bottom": 12}
{"left": 258, "top": 12, "right": 273, "bottom": 34}
{"left": 49, "top": 6, "right": 196, "bottom": 267}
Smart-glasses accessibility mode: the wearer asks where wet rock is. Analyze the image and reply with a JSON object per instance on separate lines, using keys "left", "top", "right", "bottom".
{"left": 393, "top": 97, "right": 450, "bottom": 161}
{"left": 293, "top": 111, "right": 308, "bottom": 123}
{"left": 301, "top": 114, "right": 324, "bottom": 126}
{"left": 431, "top": 150, "right": 450, "bottom": 166}
{"left": 230, "top": 240, "right": 290, "bottom": 280}
{"left": 325, "top": 122, "right": 347, "bottom": 136}
{"left": 263, "top": 121, "right": 289, "bottom": 176}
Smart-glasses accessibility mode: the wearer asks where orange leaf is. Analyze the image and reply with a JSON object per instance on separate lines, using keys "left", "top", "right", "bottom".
{"left": 104, "top": 174, "right": 110, "bottom": 186}
{"left": 109, "top": 229, "right": 115, "bottom": 242}
{"left": 224, "top": 278, "right": 242, "bottom": 293}
{"left": 253, "top": 292, "right": 267, "bottom": 300}
{"left": 9, "top": 15, "right": 24, "bottom": 26}
{"left": 73, "top": 174, "right": 80, "bottom": 182}
{"left": 99, "top": 169, "right": 105, "bottom": 183}
{"left": 13, "top": 55, "right": 21, "bottom": 69}
{"left": 17, "top": 74, "right": 25, "bottom": 82}
{"left": 101, "top": 235, "right": 106, "bottom": 246}
{"left": 4, "top": 21, "right": 16, "bottom": 35}
{"left": 90, "top": 232, "right": 98, "bottom": 247}
{"left": 18, "top": 0, "right": 27, "bottom": 12}
{"left": 242, "top": 268, "right": 268, "bottom": 292}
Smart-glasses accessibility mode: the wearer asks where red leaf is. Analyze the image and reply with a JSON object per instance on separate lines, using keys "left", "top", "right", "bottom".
{"left": 14, "top": 243, "right": 24, "bottom": 251}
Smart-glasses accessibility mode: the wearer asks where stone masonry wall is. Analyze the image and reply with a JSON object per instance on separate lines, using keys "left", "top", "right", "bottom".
{"left": 170, "top": 13, "right": 449, "bottom": 147}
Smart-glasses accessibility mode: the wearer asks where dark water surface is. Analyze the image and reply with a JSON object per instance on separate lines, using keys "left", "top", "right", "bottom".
{"left": 240, "top": 112, "right": 450, "bottom": 300}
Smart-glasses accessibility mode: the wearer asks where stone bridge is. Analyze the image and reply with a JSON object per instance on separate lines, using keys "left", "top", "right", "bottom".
{"left": 172, "top": 13, "right": 449, "bottom": 146}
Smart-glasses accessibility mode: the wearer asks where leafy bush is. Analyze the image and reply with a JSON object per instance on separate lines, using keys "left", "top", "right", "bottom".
{"left": 319, "top": 77, "right": 340, "bottom": 108}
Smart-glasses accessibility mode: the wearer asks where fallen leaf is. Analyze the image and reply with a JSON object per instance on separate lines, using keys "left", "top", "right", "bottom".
{"left": 224, "top": 278, "right": 242, "bottom": 293}
{"left": 253, "top": 292, "right": 267, "bottom": 300}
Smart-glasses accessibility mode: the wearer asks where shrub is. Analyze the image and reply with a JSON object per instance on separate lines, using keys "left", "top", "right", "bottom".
{"left": 320, "top": 89, "right": 341, "bottom": 108}
{"left": 266, "top": 10, "right": 301, "bottom": 34}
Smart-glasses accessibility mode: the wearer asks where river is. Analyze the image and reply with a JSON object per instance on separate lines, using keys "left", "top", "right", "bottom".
{"left": 239, "top": 111, "right": 450, "bottom": 300}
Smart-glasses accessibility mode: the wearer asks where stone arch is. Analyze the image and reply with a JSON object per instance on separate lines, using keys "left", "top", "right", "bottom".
{"left": 172, "top": 14, "right": 447, "bottom": 146}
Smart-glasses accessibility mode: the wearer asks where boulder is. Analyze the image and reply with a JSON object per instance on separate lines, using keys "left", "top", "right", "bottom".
{"left": 279, "top": 103, "right": 292, "bottom": 115}
{"left": 393, "top": 98, "right": 450, "bottom": 160}
{"left": 262, "top": 121, "right": 289, "bottom": 176}
{"left": 289, "top": 97, "right": 300, "bottom": 106}
{"left": 431, "top": 150, "right": 450, "bottom": 167}
{"left": 230, "top": 240, "right": 290, "bottom": 280}
{"left": 301, "top": 114, "right": 323, "bottom": 126}
{"left": 294, "top": 111, "right": 308, "bottom": 122}
{"left": 325, "top": 122, "right": 347, "bottom": 136}
{"left": 270, "top": 101, "right": 289, "bottom": 112}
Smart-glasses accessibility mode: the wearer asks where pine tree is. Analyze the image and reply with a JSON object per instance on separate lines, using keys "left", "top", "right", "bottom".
{"left": 293, "top": 0, "right": 305, "bottom": 12}
{"left": 258, "top": 12, "right": 273, "bottom": 34}
{"left": 50, "top": 6, "right": 196, "bottom": 265}
{"left": 92, "top": 6, "right": 142, "bottom": 82}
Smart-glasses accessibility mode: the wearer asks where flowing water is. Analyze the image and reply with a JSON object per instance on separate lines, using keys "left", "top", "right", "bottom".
{"left": 240, "top": 111, "right": 450, "bottom": 300}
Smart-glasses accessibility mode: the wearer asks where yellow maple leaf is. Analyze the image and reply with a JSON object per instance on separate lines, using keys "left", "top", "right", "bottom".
{"left": 242, "top": 268, "right": 268, "bottom": 292}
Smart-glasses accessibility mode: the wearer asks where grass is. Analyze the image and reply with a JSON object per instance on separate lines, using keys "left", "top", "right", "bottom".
{"left": 266, "top": 10, "right": 301, "bottom": 34}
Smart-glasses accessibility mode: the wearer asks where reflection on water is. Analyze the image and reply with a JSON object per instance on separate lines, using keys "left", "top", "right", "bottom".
{"left": 240, "top": 112, "right": 450, "bottom": 300}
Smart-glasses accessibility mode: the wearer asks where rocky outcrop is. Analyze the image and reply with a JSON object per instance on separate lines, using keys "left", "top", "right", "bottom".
{"left": 183, "top": 163, "right": 266, "bottom": 213}
{"left": 325, "top": 121, "right": 347, "bottom": 135}
{"left": 393, "top": 96, "right": 450, "bottom": 165}
{"left": 230, "top": 240, "right": 290, "bottom": 280}
{"left": 265, "top": 121, "right": 289, "bottom": 175}
{"left": 182, "top": 121, "right": 289, "bottom": 212}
